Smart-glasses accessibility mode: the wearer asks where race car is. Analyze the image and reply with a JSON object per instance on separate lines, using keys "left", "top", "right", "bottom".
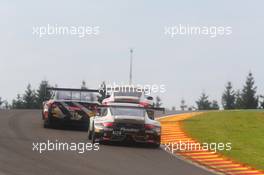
{"left": 88, "top": 103, "right": 161, "bottom": 147}
{"left": 42, "top": 88, "right": 100, "bottom": 129}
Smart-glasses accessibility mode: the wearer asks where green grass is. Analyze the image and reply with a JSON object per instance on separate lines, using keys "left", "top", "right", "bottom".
{"left": 182, "top": 110, "right": 264, "bottom": 170}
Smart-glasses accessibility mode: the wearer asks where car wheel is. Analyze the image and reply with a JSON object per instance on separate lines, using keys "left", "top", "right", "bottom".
{"left": 88, "top": 129, "right": 92, "bottom": 140}
{"left": 152, "top": 143, "right": 160, "bottom": 148}
{"left": 44, "top": 117, "right": 51, "bottom": 128}
{"left": 44, "top": 109, "right": 53, "bottom": 128}
{"left": 88, "top": 122, "right": 94, "bottom": 140}
{"left": 41, "top": 110, "right": 45, "bottom": 120}
{"left": 91, "top": 129, "right": 96, "bottom": 144}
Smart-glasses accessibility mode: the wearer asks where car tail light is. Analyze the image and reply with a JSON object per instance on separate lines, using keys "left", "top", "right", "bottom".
{"left": 103, "top": 122, "right": 113, "bottom": 127}
{"left": 145, "top": 124, "right": 156, "bottom": 129}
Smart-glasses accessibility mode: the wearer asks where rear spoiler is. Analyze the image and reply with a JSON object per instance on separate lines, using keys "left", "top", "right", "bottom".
{"left": 46, "top": 87, "right": 99, "bottom": 92}
{"left": 44, "top": 87, "right": 100, "bottom": 101}
{"left": 97, "top": 104, "right": 165, "bottom": 113}
{"left": 105, "top": 87, "right": 150, "bottom": 94}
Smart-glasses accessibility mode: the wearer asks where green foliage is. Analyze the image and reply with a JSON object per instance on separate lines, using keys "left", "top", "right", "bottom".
{"left": 36, "top": 80, "right": 52, "bottom": 108}
{"left": 0, "top": 97, "right": 3, "bottom": 106}
{"left": 12, "top": 94, "right": 24, "bottom": 109}
{"left": 23, "top": 84, "right": 38, "bottom": 109}
{"left": 12, "top": 81, "right": 52, "bottom": 109}
{"left": 222, "top": 81, "right": 236, "bottom": 109}
{"left": 183, "top": 111, "right": 264, "bottom": 170}
{"left": 235, "top": 90, "right": 244, "bottom": 109}
{"left": 240, "top": 72, "right": 258, "bottom": 109}
{"left": 196, "top": 92, "right": 219, "bottom": 110}
{"left": 196, "top": 92, "right": 211, "bottom": 110}
{"left": 211, "top": 100, "right": 219, "bottom": 110}
{"left": 260, "top": 95, "right": 264, "bottom": 109}
{"left": 222, "top": 73, "right": 259, "bottom": 110}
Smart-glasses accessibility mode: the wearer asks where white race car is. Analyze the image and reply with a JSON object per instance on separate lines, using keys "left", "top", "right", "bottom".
{"left": 88, "top": 103, "right": 161, "bottom": 147}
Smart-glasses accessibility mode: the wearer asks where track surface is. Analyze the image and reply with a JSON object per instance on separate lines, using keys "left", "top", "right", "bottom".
{"left": 0, "top": 110, "right": 215, "bottom": 175}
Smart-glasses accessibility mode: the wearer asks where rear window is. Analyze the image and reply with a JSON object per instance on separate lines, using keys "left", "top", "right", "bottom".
{"left": 110, "top": 107, "right": 146, "bottom": 117}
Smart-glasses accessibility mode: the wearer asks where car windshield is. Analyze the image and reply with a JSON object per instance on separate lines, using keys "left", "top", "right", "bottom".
{"left": 110, "top": 107, "right": 146, "bottom": 117}
{"left": 55, "top": 91, "right": 97, "bottom": 102}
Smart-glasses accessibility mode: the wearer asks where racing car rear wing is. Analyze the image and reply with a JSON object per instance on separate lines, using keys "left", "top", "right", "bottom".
{"left": 96, "top": 104, "right": 165, "bottom": 119}
{"left": 46, "top": 87, "right": 99, "bottom": 92}
{"left": 97, "top": 104, "right": 165, "bottom": 113}
{"left": 44, "top": 87, "right": 101, "bottom": 101}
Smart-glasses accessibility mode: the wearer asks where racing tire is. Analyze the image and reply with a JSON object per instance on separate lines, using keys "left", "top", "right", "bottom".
{"left": 153, "top": 143, "right": 160, "bottom": 148}
{"left": 91, "top": 129, "right": 97, "bottom": 144}
{"left": 88, "top": 129, "right": 92, "bottom": 140}
{"left": 41, "top": 110, "right": 45, "bottom": 120}
{"left": 43, "top": 109, "right": 54, "bottom": 128}
{"left": 88, "top": 122, "right": 94, "bottom": 140}
{"left": 43, "top": 117, "right": 52, "bottom": 128}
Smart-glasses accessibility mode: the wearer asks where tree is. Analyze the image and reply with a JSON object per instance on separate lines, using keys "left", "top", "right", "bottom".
{"left": 36, "top": 80, "right": 52, "bottom": 108}
{"left": 171, "top": 106, "right": 176, "bottom": 111}
{"left": 3, "top": 101, "right": 9, "bottom": 109}
{"left": 188, "top": 106, "right": 195, "bottom": 111}
{"left": 155, "top": 96, "right": 162, "bottom": 108}
{"left": 0, "top": 97, "right": 3, "bottom": 107}
{"left": 235, "top": 90, "right": 243, "bottom": 109}
{"left": 260, "top": 95, "right": 264, "bottom": 109}
{"left": 180, "top": 99, "right": 187, "bottom": 111}
{"left": 12, "top": 94, "right": 24, "bottom": 109}
{"left": 211, "top": 100, "right": 220, "bottom": 110}
{"left": 23, "top": 84, "right": 37, "bottom": 109}
{"left": 222, "top": 81, "right": 236, "bottom": 109}
{"left": 241, "top": 72, "right": 258, "bottom": 109}
{"left": 196, "top": 92, "right": 211, "bottom": 110}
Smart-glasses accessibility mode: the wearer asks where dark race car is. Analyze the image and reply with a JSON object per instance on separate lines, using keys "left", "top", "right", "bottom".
{"left": 42, "top": 88, "right": 100, "bottom": 129}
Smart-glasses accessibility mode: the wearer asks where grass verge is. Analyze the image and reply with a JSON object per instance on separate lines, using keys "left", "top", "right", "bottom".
{"left": 182, "top": 110, "right": 264, "bottom": 170}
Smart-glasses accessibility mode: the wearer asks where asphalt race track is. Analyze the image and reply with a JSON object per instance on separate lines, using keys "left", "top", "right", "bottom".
{"left": 0, "top": 110, "right": 215, "bottom": 175}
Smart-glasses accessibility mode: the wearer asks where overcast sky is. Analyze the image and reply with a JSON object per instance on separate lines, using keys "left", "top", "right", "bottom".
{"left": 0, "top": 0, "right": 263, "bottom": 108}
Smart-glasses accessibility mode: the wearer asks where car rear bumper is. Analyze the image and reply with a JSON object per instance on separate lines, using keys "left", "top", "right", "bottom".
{"left": 96, "top": 128, "right": 160, "bottom": 144}
{"left": 49, "top": 116, "right": 89, "bottom": 126}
